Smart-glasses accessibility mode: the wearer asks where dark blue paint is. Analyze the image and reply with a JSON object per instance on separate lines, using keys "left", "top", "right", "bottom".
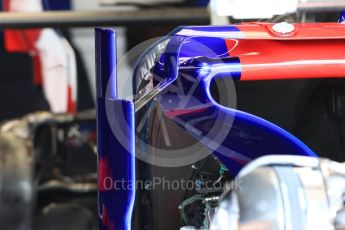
{"left": 196, "top": 0, "right": 209, "bottom": 6}
{"left": 42, "top": 0, "right": 71, "bottom": 10}
{"left": 152, "top": 26, "right": 317, "bottom": 175}
{"left": 96, "top": 28, "right": 117, "bottom": 100}
{"left": 97, "top": 99, "right": 135, "bottom": 230}
{"left": 96, "top": 25, "right": 318, "bottom": 228}
{"left": 96, "top": 28, "right": 135, "bottom": 230}
{"left": 339, "top": 11, "right": 345, "bottom": 23}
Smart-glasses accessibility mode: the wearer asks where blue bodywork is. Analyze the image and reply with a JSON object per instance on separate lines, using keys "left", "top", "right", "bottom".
{"left": 340, "top": 11, "right": 345, "bottom": 23}
{"left": 96, "top": 28, "right": 135, "bottom": 230}
{"left": 96, "top": 26, "right": 318, "bottom": 229}
{"left": 149, "top": 26, "right": 317, "bottom": 173}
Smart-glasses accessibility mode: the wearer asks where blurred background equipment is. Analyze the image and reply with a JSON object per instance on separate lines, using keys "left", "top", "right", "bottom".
{"left": 210, "top": 0, "right": 345, "bottom": 19}
{"left": 0, "top": 133, "right": 33, "bottom": 230}
{"left": 0, "top": 111, "right": 97, "bottom": 230}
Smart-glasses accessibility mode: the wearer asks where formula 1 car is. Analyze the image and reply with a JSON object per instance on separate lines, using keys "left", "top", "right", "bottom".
{"left": 96, "top": 12, "right": 345, "bottom": 230}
